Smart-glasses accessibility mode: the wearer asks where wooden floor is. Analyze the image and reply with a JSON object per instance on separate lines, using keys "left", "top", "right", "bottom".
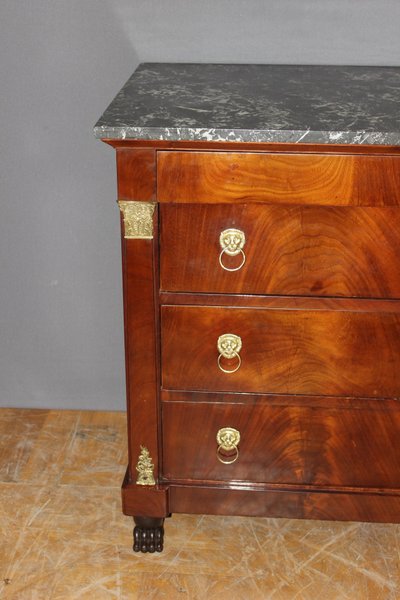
{"left": 0, "top": 408, "right": 399, "bottom": 599}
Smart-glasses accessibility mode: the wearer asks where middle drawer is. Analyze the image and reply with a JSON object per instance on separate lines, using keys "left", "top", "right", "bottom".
{"left": 160, "top": 204, "right": 400, "bottom": 298}
{"left": 161, "top": 304, "right": 400, "bottom": 397}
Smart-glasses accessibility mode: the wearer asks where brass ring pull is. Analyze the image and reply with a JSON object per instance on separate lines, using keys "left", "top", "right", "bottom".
{"left": 219, "top": 229, "right": 246, "bottom": 272}
{"left": 217, "top": 444, "right": 239, "bottom": 464}
{"left": 219, "top": 249, "right": 246, "bottom": 272}
{"left": 217, "top": 334, "right": 242, "bottom": 374}
{"left": 216, "top": 427, "right": 240, "bottom": 465}
{"left": 217, "top": 352, "right": 241, "bottom": 374}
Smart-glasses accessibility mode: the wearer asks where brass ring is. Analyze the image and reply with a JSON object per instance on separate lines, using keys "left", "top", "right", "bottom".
{"left": 219, "top": 248, "right": 246, "bottom": 272}
{"left": 217, "top": 445, "right": 239, "bottom": 464}
{"left": 217, "top": 351, "right": 241, "bottom": 373}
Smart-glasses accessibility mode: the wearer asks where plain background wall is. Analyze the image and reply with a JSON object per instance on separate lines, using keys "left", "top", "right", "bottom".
{"left": 1, "top": 0, "right": 400, "bottom": 411}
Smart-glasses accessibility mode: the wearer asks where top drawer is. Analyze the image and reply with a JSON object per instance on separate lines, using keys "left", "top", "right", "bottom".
{"left": 157, "top": 151, "right": 400, "bottom": 206}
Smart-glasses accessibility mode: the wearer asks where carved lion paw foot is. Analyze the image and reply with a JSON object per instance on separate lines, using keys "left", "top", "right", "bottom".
{"left": 133, "top": 521, "right": 164, "bottom": 553}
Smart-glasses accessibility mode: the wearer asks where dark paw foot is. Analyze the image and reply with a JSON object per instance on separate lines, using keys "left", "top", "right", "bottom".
{"left": 133, "top": 523, "right": 164, "bottom": 553}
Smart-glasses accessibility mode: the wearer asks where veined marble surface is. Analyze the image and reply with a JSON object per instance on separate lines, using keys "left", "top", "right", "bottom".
{"left": 94, "top": 63, "right": 400, "bottom": 145}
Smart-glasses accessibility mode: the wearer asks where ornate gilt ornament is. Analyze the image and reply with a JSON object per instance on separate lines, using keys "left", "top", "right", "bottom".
{"left": 219, "top": 228, "right": 246, "bottom": 271}
{"left": 118, "top": 201, "right": 156, "bottom": 239}
{"left": 216, "top": 427, "right": 241, "bottom": 464}
{"left": 219, "top": 229, "right": 246, "bottom": 256}
{"left": 217, "top": 333, "right": 242, "bottom": 359}
{"left": 136, "top": 446, "right": 156, "bottom": 485}
{"left": 217, "top": 333, "right": 243, "bottom": 374}
{"left": 217, "top": 427, "right": 241, "bottom": 451}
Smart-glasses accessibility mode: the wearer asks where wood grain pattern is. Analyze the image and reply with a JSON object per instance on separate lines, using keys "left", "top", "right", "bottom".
{"left": 122, "top": 470, "right": 169, "bottom": 517}
{"left": 162, "top": 401, "right": 400, "bottom": 488}
{"left": 157, "top": 151, "right": 400, "bottom": 206}
{"left": 116, "top": 148, "right": 156, "bottom": 201}
{"left": 161, "top": 305, "right": 400, "bottom": 397}
{"left": 160, "top": 204, "right": 400, "bottom": 297}
{"left": 169, "top": 485, "right": 400, "bottom": 522}
{"left": 109, "top": 138, "right": 400, "bottom": 531}
{"left": 122, "top": 209, "right": 160, "bottom": 483}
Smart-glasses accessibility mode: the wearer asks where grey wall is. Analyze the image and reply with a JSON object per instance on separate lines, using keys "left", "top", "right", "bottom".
{"left": 1, "top": 1, "right": 400, "bottom": 410}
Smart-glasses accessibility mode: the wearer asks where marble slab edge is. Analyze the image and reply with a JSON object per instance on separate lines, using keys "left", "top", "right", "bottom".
{"left": 93, "top": 125, "right": 400, "bottom": 146}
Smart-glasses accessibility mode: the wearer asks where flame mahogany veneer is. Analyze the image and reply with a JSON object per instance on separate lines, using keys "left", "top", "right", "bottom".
{"left": 157, "top": 151, "right": 400, "bottom": 206}
{"left": 108, "top": 143, "right": 400, "bottom": 552}
{"left": 160, "top": 204, "right": 400, "bottom": 298}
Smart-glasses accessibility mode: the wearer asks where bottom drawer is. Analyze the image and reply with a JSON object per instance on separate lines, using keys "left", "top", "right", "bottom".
{"left": 162, "top": 400, "right": 400, "bottom": 488}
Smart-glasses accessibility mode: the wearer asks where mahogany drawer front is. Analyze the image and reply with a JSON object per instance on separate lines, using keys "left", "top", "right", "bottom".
{"left": 161, "top": 305, "right": 400, "bottom": 397}
{"left": 160, "top": 204, "right": 400, "bottom": 298}
{"left": 162, "top": 401, "right": 400, "bottom": 488}
{"left": 157, "top": 151, "right": 400, "bottom": 206}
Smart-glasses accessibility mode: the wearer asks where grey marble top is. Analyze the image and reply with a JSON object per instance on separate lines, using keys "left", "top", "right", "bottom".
{"left": 94, "top": 63, "right": 400, "bottom": 145}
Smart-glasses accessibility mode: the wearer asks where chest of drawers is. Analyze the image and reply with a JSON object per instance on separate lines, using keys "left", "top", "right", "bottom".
{"left": 95, "top": 64, "right": 400, "bottom": 553}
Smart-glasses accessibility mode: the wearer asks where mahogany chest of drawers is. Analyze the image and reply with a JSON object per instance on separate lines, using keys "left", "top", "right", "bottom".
{"left": 95, "top": 64, "right": 400, "bottom": 552}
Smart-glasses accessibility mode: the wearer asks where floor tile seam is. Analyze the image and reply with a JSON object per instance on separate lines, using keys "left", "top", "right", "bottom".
{"left": 295, "top": 527, "right": 399, "bottom": 589}
{"left": 123, "top": 570, "right": 363, "bottom": 598}
{"left": 55, "top": 482, "right": 122, "bottom": 489}
{"left": 249, "top": 518, "right": 267, "bottom": 555}
{"left": 0, "top": 481, "right": 121, "bottom": 492}
{"left": 0, "top": 408, "right": 50, "bottom": 415}
{"left": 202, "top": 570, "right": 382, "bottom": 600}
{"left": 308, "top": 545, "right": 399, "bottom": 591}
{"left": 1, "top": 529, "right": 132, "bottom": 552}
{"left": 293, "top": 522, "right": 360, "bottom": 571}
{"left": 0, "top": 475, "right": 63, "bottom": 485}
{"left": 0, "top": 481, "right": 56, "bottom": 488}
{"left": 61, "top": 466, "right": 126, "bottom": 475}
{"left": 3, "top": 530, "right": 394, "bottom": 587}
{"left": 57, "top": 482, "right": 123, "bottom": 488}
{"left": 32, "top": 527, "right": 128, "bottom": 548}
{"left": 118, "top": 563, "right": 252, "bottom": 578}
{"left": 54, "top": 573, "right": 121, "bottom": 600}
{"left": 294, "top": 541, "right": 399, "bottom": 593}
{"left": 3, "top": 524, "right": 123, "bottom": 549}
{"left": 302, "top": 564, "right": 361, "bottom": 600}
